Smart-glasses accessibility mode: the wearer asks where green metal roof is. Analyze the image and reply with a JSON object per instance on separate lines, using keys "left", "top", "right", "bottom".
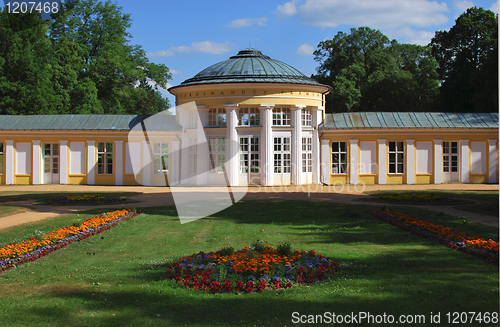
{"left": 321, "top": 112, "right": 499, "bottom": 129}
{"left": 0, "top": 115, "right": 182, "bottom": 131}
{"left": 169, "top": 48, "right": 329, "bottom": 89}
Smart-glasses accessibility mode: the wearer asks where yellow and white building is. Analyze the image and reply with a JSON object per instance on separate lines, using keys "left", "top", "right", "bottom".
{"left": 0, "top": 48, "right": 497, "bottom": 186}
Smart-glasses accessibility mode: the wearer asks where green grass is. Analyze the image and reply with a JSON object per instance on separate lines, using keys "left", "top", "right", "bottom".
{"left": 0, "top": 206, "right": 28, "bottom": 218}
{"left": 0, "top": 191, "right": 141, "bottom": 204}
{"left": 0, "top": 201, "right": 498, "bottom": 327}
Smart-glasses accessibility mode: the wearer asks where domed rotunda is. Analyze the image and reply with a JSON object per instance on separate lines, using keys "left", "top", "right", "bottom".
{"left": 168, "top": 48, "right": 331, "bottom": 186}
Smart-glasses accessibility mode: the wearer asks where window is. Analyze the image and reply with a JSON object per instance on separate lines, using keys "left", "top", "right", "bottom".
{"left": 272, "top": 108, "right": 291, "bottom": 126}
{"left": 188, "top": 110, "right": 198, "bottom": 128}
{"left": 97, "top": 142, "right": 113, "bottom": 175}
{"left": 240, "top": 137, "right": 259, "bottom": 173}
{"left": 389, "top": 141, "right": 404, "bottom": 174}
{"left": 0, "top": 142, "right": 3, "bottom": 174}
{"left": 274, "top": 137, "right": 291, "bottom": 173}
{"left": 239, "top": 108, "right": 260, "bottom": 126}
{"left": 332, "top": 141, "right": 347, "bottom": 174}
{"left": 208, "top": 108, "right": 226, "bottom": 126}
{"left": 302, "top": 137, "right": 312, "bottom": 172}
{"left": 443, "top": 141, "right": 458, "bottom": 173}
{"left": 208, "top": 138, "right": 225, "bottom": 173}
{"left": 301, "top": 110, "right": 312, "bottom": 127}
{"left": 153, "top": 143, "right": 169, "bottom": 175}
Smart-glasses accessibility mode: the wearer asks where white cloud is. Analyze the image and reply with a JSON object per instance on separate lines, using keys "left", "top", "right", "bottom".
{"left": 490, "top": 1, "right": 498, "bottom": 13}
{"left": 453, "top": 0, "right": 475, "bottom": 13}
{"left": 148, "top": 41, "right": 233, "bottom": 57}
{"left": 169, "top": 69, "right": 182, "bottom": 75}
{"left": 276, "top": 0, "right": 299, "bottom": 16}
{"left": 276, "top": 0, "right": 449, "bottom": 29}
{"left": 297, "top": 43, "right": 315, "bottom": 56}
{"left": 385, "top": 26, "right": 437, "bottom": 46}
{"left": 226, "top": 17, "right": 268, "bottom": 28}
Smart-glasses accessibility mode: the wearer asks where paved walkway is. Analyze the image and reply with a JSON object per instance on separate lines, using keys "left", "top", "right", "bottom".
{"left": 0, "top": 183, "right": 498, "bottom": 229}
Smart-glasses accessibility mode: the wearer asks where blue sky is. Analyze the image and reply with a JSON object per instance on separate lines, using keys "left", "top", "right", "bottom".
{"left": 3, "top": 0, "right": 499, "bottom": 105}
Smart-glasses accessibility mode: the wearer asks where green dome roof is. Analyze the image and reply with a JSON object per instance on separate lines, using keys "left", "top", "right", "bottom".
{"left": 176, "top": 48, "right": 324, "bottom": 87}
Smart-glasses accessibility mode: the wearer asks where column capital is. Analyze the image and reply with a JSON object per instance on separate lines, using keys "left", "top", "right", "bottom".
{"left": 378, "top": 139, "right": 387, "bottom": 143}
{"left": 60, "top": 140, "right": 68, "bottom": 145}
{"left": 406, "top": 139, "right": 415, "bottom": 144}
{"left": 87, "top": 140, "right": 95, "bottom": 145}
{"left": 434, "top": 139, "right": 442, "bottom": 142}
{"left": 291, "top": 105, "right": 305, "bottom": 110}
{"left": 488, "top": 139, "right": 497, "bottom": 144}
{"left": 321, "top": 139, "right": 330, "bottom": 145}
{"left": 114, "top": 140, "right": 123, "bottom": 144}
{"left": 259, "top": 104, "right": 275, "bottom": 109}
{"left": 307, "top": 106, "right": 324, "bottom": 111}
{"left": 32, "top": 140, "right": 41, "bottom": 144}
{"left": 223, "top": 104, "right": 239, "bottom": 110}
{"left": 349, "top": 139, "right": 358, "bottom": 144}
{"left": 171, "top": 140, "right": 180, "bottom": 145}
{"left": 6, "top": 139, "right": 13, "bottom": 145}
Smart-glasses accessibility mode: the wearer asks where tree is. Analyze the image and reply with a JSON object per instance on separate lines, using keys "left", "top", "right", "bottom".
{"left": 430, "top": 7, "right": 498, "bottom": 112}
{"left": 49, "top": 0, "right": 171, "bottom": 114}
{"left": 0, "top": 9, "right": 57, "bottom": 115}
{"left": 313, "top": 27, "right": 439, "bottom": 112}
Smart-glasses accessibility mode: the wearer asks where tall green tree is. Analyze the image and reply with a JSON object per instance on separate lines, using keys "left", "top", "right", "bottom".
{"left": 0, "top": 9, "right": 57, "bottom": 115}
{"left": 50, "top": 0, "right": 171, "bottom": 114}
{"left": 313, "top": 27, "right": 439, "bottom": 113}
{"left": 430, "top": 7, "right": 498, "bottom": 112}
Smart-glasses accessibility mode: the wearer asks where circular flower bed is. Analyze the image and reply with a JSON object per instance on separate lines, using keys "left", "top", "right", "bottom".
{"left": 165, "top": 243, "right": 340, "bottom": 294}
{"left": 44, "top": 195, "right": 124, "bottom": 205}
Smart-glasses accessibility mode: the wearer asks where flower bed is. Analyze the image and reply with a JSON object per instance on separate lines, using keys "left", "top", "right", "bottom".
{"left": 165, "top": 244, "right": 340, "bottom": 294}
{"left": 0, "top": 208, "right": 138, "bottom": 272}
{"left": 367, "top": 209, "right": 498, "bottom": 263}
{"left": 43, "top": 195, "right": 124, "bottom": 205}
{"left": 376, "top": 194, "right": 456, "bottom": 203}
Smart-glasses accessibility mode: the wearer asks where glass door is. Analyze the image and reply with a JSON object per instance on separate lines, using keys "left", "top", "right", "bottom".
{"left": 43, "top": 143, "right": 59, "bottom": 184}
{"left": 443, "top": 141, "right": 459, "bottom": 183}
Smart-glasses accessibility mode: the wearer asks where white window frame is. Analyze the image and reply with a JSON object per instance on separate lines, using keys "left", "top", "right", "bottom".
{"left": 331, "top": 141, "right": 348, "bottom": 174}
{"left": 240, "top": 137, "right": 259, "bottom": 173}
{"left": 208, "top": 108, "right": 226, "bottom": 127}
{"left": 272, "top": 108, "right": 291, "bottom": 126}
{"left": 153, "top": 142, "right": 169, "bottom": 175}
{"left": 208, "top": 138, "right": 225, "bottom": 173}
{"left": 97, "top": 142, "right": 113, "bottom": 175}
{"left": 274, "top": 137, "right": 291, "bottom": 173}
{"left": 301, "top": 110, "right": 312, "bottom": 127}
{"left": 302, "top": 137, "right": 312, "bottom": 172}
{"left": 188, "top": 111, "right": 198, "bottom": 128}
{"left": 0, "top": 142, "right": 3, "bottom": 174}
{"left": 388, "top": 141, "right": 404, "bottom": 174}
{"left": 239, "top": 108, "right": 260, "bottom": 126}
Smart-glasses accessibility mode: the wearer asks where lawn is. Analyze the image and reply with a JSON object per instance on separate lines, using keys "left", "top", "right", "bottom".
{"left": 364, "top": 190, "right": 499, "bottom": 217}
{"left": 0, "top": 191, "right": 141, "bottom": 204}
{"left": 0, "top": 200, "right": 498, "bottom": 327}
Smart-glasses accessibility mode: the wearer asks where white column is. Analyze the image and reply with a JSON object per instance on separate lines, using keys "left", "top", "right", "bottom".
{"left": 60, "top": 140, "right": 68, "bottom": 184}
{"left": 434, "top": 139, "right": 442, "bottom": 184}
{"left": 461, "top": 139, "right": 470, "bottom": 183}
{"left": 5, "top": 140, "right": 14, "bottom": 185}
{"left": 180, "top": 131, "right": 189, "bottom": 184}
{"left": 32, "top": 140, "right": 41, "bottom": 185}
{"left": 377, "top": 139, "right": 386, "bottom": 185}
{"left": 196, "top": 112, "right": 208, "bottom": 186}
{"left": 225, "top": 105, "right": 239, "bottom": 186}
{"left": 260, "top": 105, "right": 274, "bottom": 186}
{"left": 406, "top": 139, "right": 415, "bottom": 184}
{"left": 291, "top": 106, "right": 303, "bottom": 185}
{"left": 87, "top": 141, "right": 95, "bottom": 185}
{"left": 198, "top": 106, "right": 209, "bottom": 127}
{"left": 142, "top": 141, "right": 151, "bottom": 186}
{"left": 171, "top": 140, "right": 180, "bottom": 186}
{"left": 488, "top": 139, "right": 497, "bottom": 183}
{"left": 321, "top": 139, "right": 330, "bottom": 185}
{"left": 349, "top": 139, "right": 358, "bottom": 184}
{"left": 311, "top": 107, "right": 322, "bottom": 184}
{"left": 114, "top": 140, "right": 123, "bottom": 185}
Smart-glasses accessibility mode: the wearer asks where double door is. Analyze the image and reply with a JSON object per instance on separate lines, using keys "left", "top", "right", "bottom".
{"left": 43, "top": 143, "right": 59, "bottom": 184}
{"left": 443, "top": 141, "right": 459, "bottom": 183}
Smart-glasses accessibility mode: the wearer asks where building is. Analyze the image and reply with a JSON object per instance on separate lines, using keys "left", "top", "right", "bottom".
{"left": 0, "top": 48, "right": 498, "bottom": 186}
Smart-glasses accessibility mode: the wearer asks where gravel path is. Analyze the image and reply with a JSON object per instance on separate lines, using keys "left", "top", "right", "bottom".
{"left": 0, "top": 183, "right": 498, "bottom": 229}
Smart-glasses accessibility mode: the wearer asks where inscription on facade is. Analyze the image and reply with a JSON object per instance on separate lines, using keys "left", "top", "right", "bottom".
{"left": 178, "top": 89, "right": 320, "bottom": 99}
